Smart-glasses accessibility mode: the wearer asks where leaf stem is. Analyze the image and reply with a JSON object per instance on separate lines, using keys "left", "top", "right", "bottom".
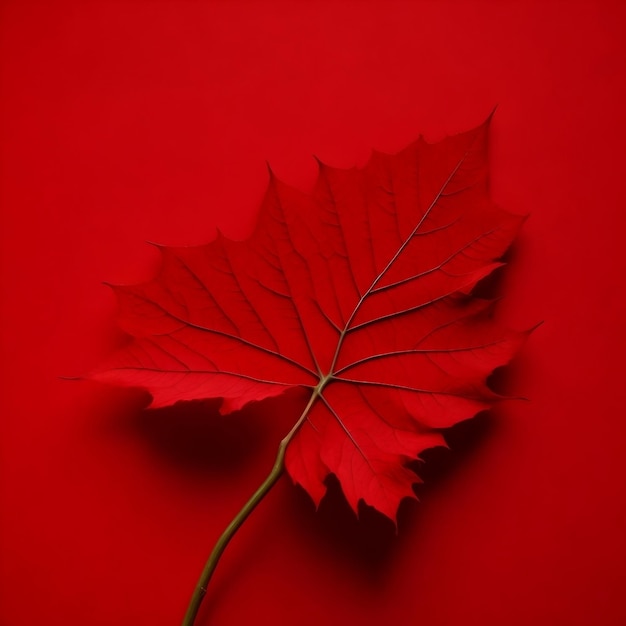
{"left": 180, "top": 389, "right": 319, "bottom": 626}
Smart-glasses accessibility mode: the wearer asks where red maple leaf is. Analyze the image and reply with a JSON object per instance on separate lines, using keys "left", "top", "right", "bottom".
{"left": 93, "top": 116, "right": 527, "bottom": 520}
{"left": 91, "top": 116, "right": 529, "bottom": 623}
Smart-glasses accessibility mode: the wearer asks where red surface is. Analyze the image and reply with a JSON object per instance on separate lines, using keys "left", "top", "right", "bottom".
{"left": 1, "top": 1, "right": 625, "bottom": 625}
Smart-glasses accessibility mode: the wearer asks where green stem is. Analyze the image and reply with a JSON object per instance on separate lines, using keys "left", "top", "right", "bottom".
{"left": 180, "top": 389, "right": 320, "bottom": 626}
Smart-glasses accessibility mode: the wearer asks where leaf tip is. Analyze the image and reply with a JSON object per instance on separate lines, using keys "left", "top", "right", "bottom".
{"left": 312, "top": 154, "right": 327, "bottom": 171}
{"left": 214, "top": 226, "right": 226, "bottom": 243}
{"left": 145, "top": 239, "right": 166, "bottom": 250}
{"left": 265, "top": 160, "right": 278, "bottom": 182}
{"left": 486, "top": 104, "right": 499, "bottom": 124}
{"left": 101, "top": 280, "right": 119, "bottom": 291}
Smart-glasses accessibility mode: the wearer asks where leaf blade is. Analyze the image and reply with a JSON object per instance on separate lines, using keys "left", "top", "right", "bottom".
{"left": 93, "top": 115, "right": 527, "bottom": 519}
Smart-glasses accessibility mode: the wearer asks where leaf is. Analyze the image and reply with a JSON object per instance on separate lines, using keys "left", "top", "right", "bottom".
{"left": 92, "top": 116, "right": 527, "bottom": 521}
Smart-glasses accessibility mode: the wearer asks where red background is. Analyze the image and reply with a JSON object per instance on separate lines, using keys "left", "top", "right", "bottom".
{"left": 1, "top": 1, "right": 625, "bottom": 625}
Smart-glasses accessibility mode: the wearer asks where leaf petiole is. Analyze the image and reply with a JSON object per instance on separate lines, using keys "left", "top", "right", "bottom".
{"left": 180, "top": 388, "right": 319, "bottom": 626}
